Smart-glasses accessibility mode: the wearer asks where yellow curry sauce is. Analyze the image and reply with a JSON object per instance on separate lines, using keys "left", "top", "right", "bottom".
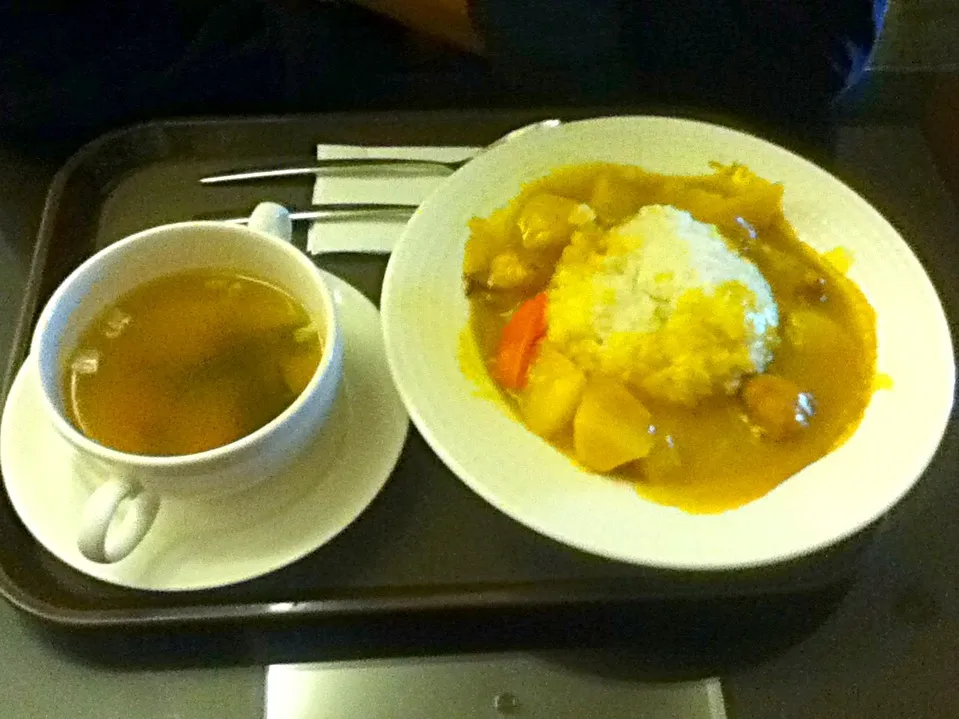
{"left": 464, "top": 163, "right": 878, "bottom": 513}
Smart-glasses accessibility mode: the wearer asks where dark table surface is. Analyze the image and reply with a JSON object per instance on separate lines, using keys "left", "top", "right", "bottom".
{"left": 1, "top": 73, "right": 958, "bottom": 719}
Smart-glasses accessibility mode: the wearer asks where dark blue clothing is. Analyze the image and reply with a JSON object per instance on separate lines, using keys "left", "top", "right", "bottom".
{"left": 0, "top": 0, "right": 885, "bottom": 146}
{"left": 472, "top": 0, "right": 883, "bottom": 110}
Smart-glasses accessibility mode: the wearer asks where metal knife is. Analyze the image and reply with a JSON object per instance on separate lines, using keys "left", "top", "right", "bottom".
{"left": 196, "top": 203, "right": 420, "bottom": 224}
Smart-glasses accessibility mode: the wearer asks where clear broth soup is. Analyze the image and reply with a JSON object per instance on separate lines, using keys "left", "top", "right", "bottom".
{"left": 64, "top": 269, "right": 323, "bottom": 456}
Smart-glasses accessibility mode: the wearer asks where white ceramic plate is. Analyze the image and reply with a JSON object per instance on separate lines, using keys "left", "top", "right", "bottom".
{"left": 0, "top": 272, "right": 409, "bottom": 591}
{"left": 382, "top": 116, "right": 955, "bottom": 571}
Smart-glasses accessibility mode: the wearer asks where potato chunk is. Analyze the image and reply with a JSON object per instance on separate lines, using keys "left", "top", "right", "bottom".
{"left": 517, "top": 193, "right": 594, "bottom": 250}
{"left": 573, "top": 378, "right": 654, "bottom": 472}
{"left": 486, "top": 250, "right": 533, "bottom": 289}
{"left": 463, "top": 210, "right": 517, "bottom": 279}
{"left": 520, "top": 346, "right": 586, "bottom": 438}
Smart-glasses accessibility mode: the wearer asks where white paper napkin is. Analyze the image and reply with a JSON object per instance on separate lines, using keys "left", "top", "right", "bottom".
{"left": 307, "top": 144, "right": 479, "bottom": 255}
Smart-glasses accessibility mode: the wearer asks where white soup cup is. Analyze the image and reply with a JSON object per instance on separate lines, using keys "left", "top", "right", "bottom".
{"left": 30, "top": 203, "right": 344, "bottom": 563}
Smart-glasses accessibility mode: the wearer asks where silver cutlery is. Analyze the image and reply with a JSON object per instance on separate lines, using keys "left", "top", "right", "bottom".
{"left": 198, "top": 203, "right": 420, "bottom": 224}
{"left": 199, "top": 119, "right": 561, "bottom": 185}
{"left": 200, "top": 158, "right": 470, "bottom": 185}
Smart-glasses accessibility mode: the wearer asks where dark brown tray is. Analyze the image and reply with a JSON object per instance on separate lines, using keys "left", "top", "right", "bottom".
{"left": 0, "top": 112, "right": 889, "bottom": 629}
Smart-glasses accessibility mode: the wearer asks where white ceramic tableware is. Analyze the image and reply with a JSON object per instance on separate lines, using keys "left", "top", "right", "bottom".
{"left": 1, "top": 271, "right": 408, "bottom": 590}
{"left": 29, "top": 202, "right": 343, "bottom": 563}
{"left": 382, "top": 115, "right": 955, "bottom": 571}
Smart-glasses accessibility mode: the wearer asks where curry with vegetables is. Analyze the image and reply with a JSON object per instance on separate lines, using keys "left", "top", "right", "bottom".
{"left": 462, "top": 162, "right": 879, "bottom": 513}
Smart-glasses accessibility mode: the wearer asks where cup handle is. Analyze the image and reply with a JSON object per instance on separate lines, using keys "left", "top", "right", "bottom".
{"left": 77, "top": 479, "right": 161, "bottom": 563}
{"left": 248, "top": 202, "right": 292, "bottom": 243}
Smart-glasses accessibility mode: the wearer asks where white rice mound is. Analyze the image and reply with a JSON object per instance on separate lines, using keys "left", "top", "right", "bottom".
{"left": 547, "top": 205, "right": 779, "bottom": 405}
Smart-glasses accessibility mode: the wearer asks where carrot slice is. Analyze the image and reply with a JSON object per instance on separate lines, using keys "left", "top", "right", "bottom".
{"left": 494, "top": 292, "right": 548, "bottom": 390}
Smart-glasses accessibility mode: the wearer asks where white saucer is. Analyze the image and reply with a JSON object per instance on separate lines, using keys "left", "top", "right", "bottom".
{"left": 0, "top": 272, "right": 408, "bottom": 591}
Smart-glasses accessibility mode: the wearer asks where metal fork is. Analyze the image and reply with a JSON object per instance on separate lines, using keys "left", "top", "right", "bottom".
{"left": 199, "top": 119, "right": 561, "bottom": 185}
